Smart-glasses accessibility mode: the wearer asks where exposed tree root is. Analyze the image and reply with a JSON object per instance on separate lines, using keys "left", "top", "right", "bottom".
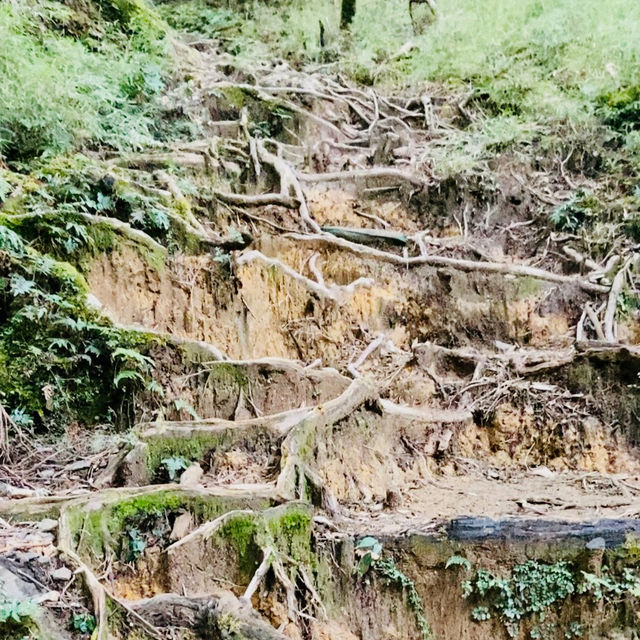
{"left": 166, "top": 509, "right": 255, "bottom": 553}
{"left": 128, "top": 593, "right": 289, "bottom": 638}
{"left": 414, "top": 339, "right": 640, "bottom": 379}
{"left": 286, "top": 232, "right": 610, "bottom": 293}
{"left": 6, "top": 211, "right": 167, "bottom": 254}
{"left": 213, "top": 191, "right": 300, "bottom": 208}
{"left": 299, "top": 167, "right": 431, "bottom": 189}
{"left": 276, "top": 378, "right": 377, "bottom": 500}
{"left": 605, "top": 255, "right": 638, "bottom": 342}
{"left": 236, "top": 249, "right": 375, "bottom": 301}
{"left": 255, "top": 140, "right": 322, "bottom": 233}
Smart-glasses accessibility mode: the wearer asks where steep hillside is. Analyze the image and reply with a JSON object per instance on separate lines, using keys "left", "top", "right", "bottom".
{"left": 1, "top": 1, "right": 640, "bottom": 639}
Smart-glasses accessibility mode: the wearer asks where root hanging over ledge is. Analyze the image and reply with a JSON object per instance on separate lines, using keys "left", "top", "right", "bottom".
{"left": 236, "top": 249, "right": 375, "bottom": 301}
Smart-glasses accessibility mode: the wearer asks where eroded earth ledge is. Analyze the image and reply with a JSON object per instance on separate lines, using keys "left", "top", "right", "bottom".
{"left": 2, "top": 1, "right": 640, "bottom": 639}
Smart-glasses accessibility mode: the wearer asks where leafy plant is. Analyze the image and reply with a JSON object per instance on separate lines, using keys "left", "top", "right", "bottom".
{"left": 0, "top": 593, "right": 40, "bottom": 637}
{"left": 71, "top": 612, "right": 96, "bottom": 634}
{"left": 457, "top": 558, "right": 640, "bottom": 638}
{"left": 161, "top": 455, "right": 189, "bottom": 480}
{"left": 127, "top": 528, "right": 147, "bottom": 561}
{"left": 10, "top": 408, "right": 34, "bottom": 428}
{"left": 355, "top": 535, "right": 383, "bottom": 575}
{"left": 549, "top": 190, "right": 600, "bottom": 233}
{"left": 173, "top": 398, "right": 201, "bottom": 420}
{"left": 0, "top": 0, "right": 170, "bottom": 162}
{"left": 461, "top": 561, "right": 575, "bottom": 636}
{"left": 112, "top": 347, "right": 155, "bottom": 389}
{"left": 0, "top": 597, "right": 39, "bottom": 624}
{"left": 355, "top": 536, "right": 433, "bottom": 639}
{"left": 446, "top": 555, "right": 472, "bottom": 571}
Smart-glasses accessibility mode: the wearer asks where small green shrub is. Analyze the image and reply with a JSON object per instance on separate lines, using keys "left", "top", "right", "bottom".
{"left": 0, "top": 0, "right": 169, "bottom": 162}
{"left": 549, "top": 190, "right": 600, "bottom": 232}
{"left": 599, "top": 86, "right": 640, "bottom": 133}
{"left": 161, "top": 455, "right": 190, "bottom": 480}
{"left": 157, "top": 0, "right": 238, "bottom": 36}
{"left": 356, "top": 537, "right": 433, "bottom": 640}
{"left": 0, "top": 595, "right": 40, "bottom": 637}
{"left": 455, "top": 557, "right": 640, "bottom": 638}
{"left": 71, "top": 612, "right": 96, "bottom": 635}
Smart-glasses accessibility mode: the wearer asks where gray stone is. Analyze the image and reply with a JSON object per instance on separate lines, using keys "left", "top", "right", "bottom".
{"left": 37, "top": 518, "right": 58, "bottom": 533}
{"left": 170, "top": 512, "right": 194, "bottom": 541}
{"left": 179, "top": 463, "right": 204, "bottom": 487}
{"left": 51, "top": 567, "right": 72, "bottom": 581}
{"left": 586, "top": 537, "right": 607, "bottom": 550}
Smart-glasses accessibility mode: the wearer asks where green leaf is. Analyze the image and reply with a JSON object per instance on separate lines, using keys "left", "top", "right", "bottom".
{"left": 446, "top": 555, "right": 472, "bottom": 571}
{"left": 356, "top": 536, "right": 380, "bottom": 550}
{"left": 356, "top": 553, "right": 372, "bottom": 576}
{"left": 113, "top": 369, "right": 145, "bottom": 387}
{"left": 173, "top": 398, "right": 201, "bottom": 420}
{"left": 9, "top": 274, "right": 36, "bottom": 296}
{"left": 161, "top": 456, "right": 189, "bottom": 480}
{"left": 111, "top": 347, "right": 154, "bottom": 371}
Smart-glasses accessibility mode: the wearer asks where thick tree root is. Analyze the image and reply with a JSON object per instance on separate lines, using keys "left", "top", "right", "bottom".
{"left": 285, "top": 232, "right": 610, "bottom": 293}
{"left": 236, "top": 250, "right": 375, "bottom": 301}
{"left": 129, "top": 592, "right": 289, "bottom": 639}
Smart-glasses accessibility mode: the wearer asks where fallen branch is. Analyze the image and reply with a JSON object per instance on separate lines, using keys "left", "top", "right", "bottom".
{"left": 562, "top": 245, "right": 602, "bottom": 273}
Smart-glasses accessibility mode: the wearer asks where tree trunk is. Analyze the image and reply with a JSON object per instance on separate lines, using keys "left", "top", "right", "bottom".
{"left": 340, "top": 0, "right": 356, "bottom": 28}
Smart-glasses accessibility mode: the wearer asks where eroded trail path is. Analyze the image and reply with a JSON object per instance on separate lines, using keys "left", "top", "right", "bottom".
{"left": 3, "top": 32, "right": 640, "bottom": 640}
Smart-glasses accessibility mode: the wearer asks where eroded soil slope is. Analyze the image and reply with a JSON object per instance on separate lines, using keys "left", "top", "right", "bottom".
{"left": 2, "top": 2, "right": 640, "bottom": 640}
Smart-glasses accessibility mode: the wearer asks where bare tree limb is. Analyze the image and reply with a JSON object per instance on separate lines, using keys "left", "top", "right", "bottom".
{"left": 256, "top": 140, "right": 322, "bottom": 233}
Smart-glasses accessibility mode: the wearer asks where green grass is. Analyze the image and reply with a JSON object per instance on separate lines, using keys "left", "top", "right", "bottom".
{"left": 229, "top": 0, "right": 640, "bottom": 116}
{"left": 0, "top": 0, "right": 170, "bottom": 162}
{"left": 133, "top": 0, "right": 633, "bottom": 179}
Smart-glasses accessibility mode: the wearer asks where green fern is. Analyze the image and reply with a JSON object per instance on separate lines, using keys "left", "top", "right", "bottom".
{"left": 113, "top": 369, "right": 145, "bottom": 388}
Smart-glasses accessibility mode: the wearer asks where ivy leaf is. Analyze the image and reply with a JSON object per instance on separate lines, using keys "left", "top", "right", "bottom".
{"left": 356, "top": 553, "right": 372, "bottom": 576}
{"left": 161, "top": 456, "right": 189, "bottom": 480}
{"left": 356, "top": 536, "right": 380, "bottom": 550}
